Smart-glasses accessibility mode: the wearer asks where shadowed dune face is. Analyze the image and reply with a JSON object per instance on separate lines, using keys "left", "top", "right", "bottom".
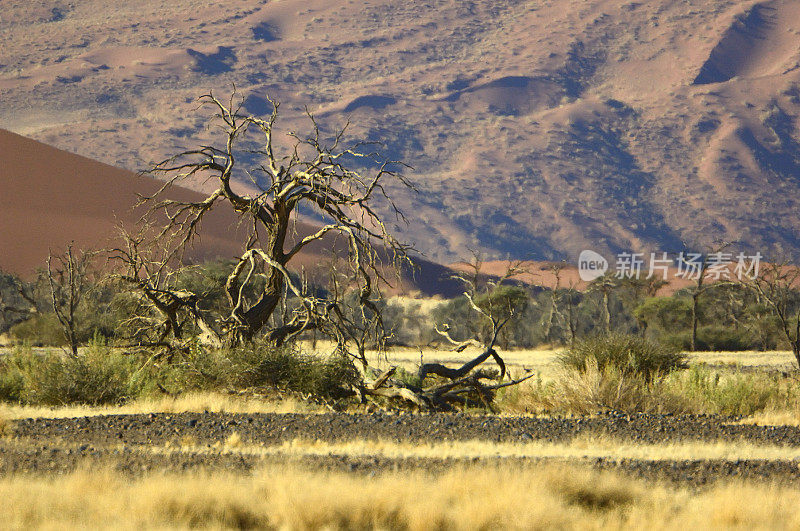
{"left": 3, "top": 0, "right": 800, "bottom": 264}
{"left": 447, "top": 76, "right": 566, "bottom": 116}
{"left": 693, "top": 1, "right": 800, "bottom": 85}
{"left": 344, "top": 95, "right": 397, "bottom": 112}
{"left": 187, "top": 47, "right": 237, "bottom": 75}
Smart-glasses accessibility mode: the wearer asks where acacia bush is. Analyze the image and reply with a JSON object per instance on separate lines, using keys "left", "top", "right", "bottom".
{"left": 0, "top": 344, "right": 138, "bottom": 405}
{"left": 169, "top": 343, "right": 361, "bottom": 400}
{"left": 558, "top": 333, "right": 687, "bottom": 382}
{"left": 0, "top": 341, "right": 360, "bottom": 406}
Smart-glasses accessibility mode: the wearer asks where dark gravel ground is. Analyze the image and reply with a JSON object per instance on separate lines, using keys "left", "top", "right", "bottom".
{"left": 5, "top": 411, "right": 800, "bottom": 485}
{"left": 3, "top": 441, "right": 800, "bottom": 486}
{"left": 10, "top": 410, "right": 800, "bottom": 446}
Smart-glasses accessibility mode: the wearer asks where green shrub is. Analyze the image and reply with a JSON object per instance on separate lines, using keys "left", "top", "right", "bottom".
{"left": 7, "top": 314, "right": 66, "bottom": 346}
{"left": 660, "top": 331, "right": 691, "bottom": 351}
{"left": 392, "top": 366, "right": 423, "bottom": 389}
{"left": 227, "top": 343, "right": 360, "bottom": 398}
{"left": 0, "top": 352, "right": 25, "bottom": 402}
{"left": 156, "top": 343, "right": 360, "bottom": 400}
{"left": 558, "top": 333, "right": 686, "bottom": 382}
{"left": 0, "top": 344, "right": 138, "bottom": 406}
{"left": 662, "top": 326, "right": 755, "bottom": 352}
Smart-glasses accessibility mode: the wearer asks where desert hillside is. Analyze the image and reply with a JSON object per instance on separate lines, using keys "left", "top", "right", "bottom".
{"left": 2, "top": 0, "right": 800, "bottom": 262}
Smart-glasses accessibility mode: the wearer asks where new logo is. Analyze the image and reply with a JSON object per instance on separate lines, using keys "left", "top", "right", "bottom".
{"left": 578, "top": 250, "right": 608, "bottom": 281}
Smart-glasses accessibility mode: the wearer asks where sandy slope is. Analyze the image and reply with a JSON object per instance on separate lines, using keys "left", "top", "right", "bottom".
{"left": 0, "top": 128, "right": 247, "bottom": 275}
{"left": 0, "top": 128, "right": 461, "bottom": 295}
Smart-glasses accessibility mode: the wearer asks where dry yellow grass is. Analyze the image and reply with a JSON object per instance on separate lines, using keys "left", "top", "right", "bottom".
{"left": 300, "top": 343, "right": 798, "bottom": 382}
{"left": 685, "top": 350, "right": 797, "bottom": 369}
{"left": 0, "top": 391, "right": 323, "bottom": 420}
{"left": 154, "top": 433, "right": 800, "bottom": 464}
{"left": 0, "top": 413, "right": 9, "bottom": 437}
{"left": 2, "top": 463, "right": 800, "bottom": 529}
{"left": 737, "top": 410, "right": 800, "bottom": 427}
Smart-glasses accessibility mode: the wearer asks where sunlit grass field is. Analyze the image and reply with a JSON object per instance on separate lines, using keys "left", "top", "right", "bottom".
{"left": 5, "top": 463, "right": 800, "bottom": 529}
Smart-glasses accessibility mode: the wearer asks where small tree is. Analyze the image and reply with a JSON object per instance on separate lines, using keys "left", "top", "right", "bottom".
{"left": 46, "top": 244, "right": 95, "bottom": 357}
{"left": 677, "top": 244, "right": 733, "bottom": 351}
{"left": 587, "top": 273, "right": 619, "bottom": 335}
{"left": 539, "top": 262, "right": 565, "bottom": 344}
{"left": 633, "top": 296, "right": 692, "bottom": 337}
{"left": 742, "top": 261, "right": 800, "bottom": 368}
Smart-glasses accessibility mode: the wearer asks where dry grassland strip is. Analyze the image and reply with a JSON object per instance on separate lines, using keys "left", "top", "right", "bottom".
{"left": 0, "top": 392, "right": 324, "bottom": 420}
{"left": 163, "top": 435, "right": 800, "bottom": 463}
{"left": 4, "top": 462, "right": 800, "bottom": 529}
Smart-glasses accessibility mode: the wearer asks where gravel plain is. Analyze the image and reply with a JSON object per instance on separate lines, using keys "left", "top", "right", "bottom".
{"left": 5, "top": 411, "right": 800, "bottom": 485}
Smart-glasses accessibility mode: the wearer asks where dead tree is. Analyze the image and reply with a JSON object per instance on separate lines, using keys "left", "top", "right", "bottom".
{"left": 109, "top": 229, "right": 221, "bottom": 353}
{"left": 443, "top": 251, "right": 529, "bottom": 346}
{"left": 46, "top": 244, "right": 95, "bottom": 357}
{"left": 741, "top": 261, "right": 800, "bottom": 368}
{"left": 115, "top": 91, "right": 536, "bottom": 409}
{"left": 120, "top": 91, "right": 412, "bottom": 359}
{"left": 359, "top": 290, "right": 534, "bottom": 411}
{"left": 361, "top": 258, "right": 534, "bottom": 410}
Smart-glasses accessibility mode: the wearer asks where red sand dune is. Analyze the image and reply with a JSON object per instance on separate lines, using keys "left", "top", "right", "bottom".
{"left": 0, "top": 129, "right": 460, "bottom": 295}
{"left": 0, "top": 128, "right": 245, "bottom": 276}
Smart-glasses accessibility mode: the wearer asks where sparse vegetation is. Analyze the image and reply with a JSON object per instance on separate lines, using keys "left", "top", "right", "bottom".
{"left": 501, "top": 360, "right": 800, "bottom": 418}
{"left": 0, "top": 342, "right": 360, "bottom": 407}
{"left": 3, "top": 254, "right": 800, "bottom": 415}
{"left": 558, "top": 333, "right": 687, "bottom": 381}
